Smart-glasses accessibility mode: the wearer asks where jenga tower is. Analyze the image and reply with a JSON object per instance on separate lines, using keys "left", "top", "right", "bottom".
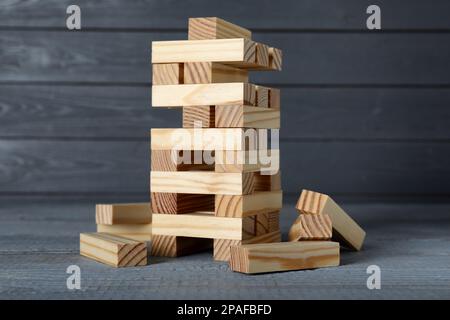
{"left": 150, "top": 17, "right": 283, "bottom": 261}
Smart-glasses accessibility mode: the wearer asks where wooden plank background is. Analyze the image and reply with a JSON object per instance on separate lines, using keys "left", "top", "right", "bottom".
{"left": 1, "top": 0, "right": 449, "bottom": 201}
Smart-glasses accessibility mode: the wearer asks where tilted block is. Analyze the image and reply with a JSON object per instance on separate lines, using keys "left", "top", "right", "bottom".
{"left": 151, "top": 192, "right": 214, "bottom": 214}
{"left": 151, "top": 234, "right": 212, "bottom": 257}
{"left": 229, "top": 241, "right": 340, "bottom": 274}
{"left": 296, "top": 189, "right": 366, "bottom": 250}
{"left": 80, "top": 233, "right": 147, "bottom": 267}
{"left": 152, "top": 63, "right": 183, "bottom": 85}
{"left": 215, "top": 191, "right": 282, "bottom": 218}
{"left": 288, "top": 213, "right": 332, "bottom": 241}
{"left": 215, "top": 105, "right": 279, "bottom": 128}
{"left": 96, "top": 224, "right": 152, "bottom": 242}
{"left": 95, "top": 203, "right": 151, "bottom": 225}
{"left": 188, "top": 17, "right": 252, "bottom": 40}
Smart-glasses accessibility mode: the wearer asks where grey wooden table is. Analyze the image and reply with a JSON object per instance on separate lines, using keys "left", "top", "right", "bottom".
{"left": 0, "top": 199, "right": 449, "bottom": 299}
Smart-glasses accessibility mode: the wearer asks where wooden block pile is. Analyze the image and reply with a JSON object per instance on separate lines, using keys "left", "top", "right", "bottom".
{"left": 150, "top": 17, "right": 283, "bottom": 261}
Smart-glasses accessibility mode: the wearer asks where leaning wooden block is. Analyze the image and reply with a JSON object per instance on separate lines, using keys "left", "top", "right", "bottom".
{"left": 95, "top": 203, "right": 151, "bottom": 225}
{"left": 97, "top": 224, "right": 152, "bottom": 242}
{"left": 152, "top": 63, "right": 183, "bottom": 85}
{"left": 152, "top": 83, "right": 256, "bottom": 107}
{"left": 151, "top": 192, "right": 214, "bottom": 214}
{"left": 184, "top": 62, "right": 248, "bottom": 84}
{"left": 151, "top": 234, "right": 212, "bottom": 257}
{"left": 296, "top": 189, "right": 366, "bottom": 251}
{"left": 288, "top": 214, "right": 332, "bottom": 241}
{"left": 188, "top": 17, "right": 252, "bottom": 40}
{"left": 215, "top": 191, "right": 282, "bottom": 218}
{"left": 151, "top": 171, "right": 255, "bottom": 195}
{"left": 80, "top": 233, "right": 147, "bottom": 267}
{"left": 215, "top": 105, "right": 280, "bottom": 128}
{"left": 229, "top": 241, "right": 339, "bottom": 274}
{"left": 214, "top": 230, "right": 281, "bottom": 261}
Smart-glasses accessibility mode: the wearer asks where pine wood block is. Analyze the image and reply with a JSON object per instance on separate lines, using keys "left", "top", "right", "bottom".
{"left": 96, "top": 224, "right": 152, "bottom": 242}
{"left": 95, "top": 203, "right": 151, "bottom": 225}
{"left": 230, "top": 241, "right": 340, "bottom": 274}
{"left": 255, "top": 86, "right": 269, "bottom": 108}
{"left": 254, "top": 211, "right": 280, "bottom": 235}
{"left": 151, "top": 128, "right": 267, "bottom": 151}
{"left": 288, "top": 214, "right": 332, "bottom": 241}
{"left": 183, "top": 106, "right": 215, "bottom": 128}
{"left": 151, "top": 150, "right": 214, "bottom": 171}
{"left": 213, "top": 230, "right": 281, "bottom": 261}
{"left": 253, "top": 172, "right": 281, "bottom": 191}
{"left": 256, "top": 43, "right": 270, "bottom": 69}
{"left": 215, "top": 191, "right": 282, "bottom": 218}
{"left": 152, "top": 83, "right": 256, "bottom": 107}
{"left": 215, "top": 105, "right": 279, "bottom": 128}
{"left": 151, "top": 171, "right": 255, "bottom": 195}
{"left": 188, "top": 17, "right": 252, "bottom": 40}
{"left": 269, "top": 88, "right": 280, "bottom": 109}
{"left": 296, "top": 189, "right": 366, "bottom": 251}
{"left": 215, "top": 150, "right": 280, "bottom": 173}
{"left": 152, "top": 63, "right": 183, "bottom": 85}
{"left": 151, "top": 192, "right": 214, "bottom": 214}
{"left": 152, "top": 212, "right": 257, "bottom": 240}
{"left": 80, "top": 233, "right": 147, "bottom": 267}
{"left": 151, "top": 234, "right": 212, "bottom": 257}
{"left": 152, "top": 38, "right": 257, "bottom": 67}
{"left": 269, "top": 47, "right": 282, "bottom": 71}
{"left": 184, "top": 62, "right": 248, "bottom": 84}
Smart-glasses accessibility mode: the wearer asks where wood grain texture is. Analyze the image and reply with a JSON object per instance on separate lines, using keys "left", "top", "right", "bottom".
{"left": 152, "top": 83, "right": 256, "bottom": 107}
{"left": 215, "top": 105, "right": 280, "bottom": 128}
{"left": 150, "top": 234, "right": 212, "bottom": 257}
{"left": 188, "top": 17, "right": 252, "bottom": 40}
{"left": 269, "top": 88, "right": 280, "bottom": 109}
{"left": 296, "top": 190, "right": 366, "bottom": 250}
{"left": 151, "top": 150, "right": 214, "bottom": 171}
{"left": 80, "top": 233, "right": 147, "bottom": 267}
{"left": 268, "top": 47, "right": 282, "bottom": 71}
{"left": 184, "top": 62, "right": 248, "bottom": 84}
{"left": 96, "top": 224, "right": 152, "bottom": 242}
{"left": 215, "top": 150, "right": 280, "bottom": 173}
{"left": 95, "top": 203, "right": 151, "bottom": 225}
{"left": 183, "top": 106, "right": 215, "bottom": 128}
{"left": 215, "top": 191, "right": 282, "bottom": 218}
{"left": 152, "top": 212, "right": 254, "bottom": 240}
{"left": 255, "top": 86, "right": 269, "bottom": 108}
{"left": 152, "top": 63, "right": 183, "bottom": 85}
{"left": 256, "top": 43, "right": 270, "bottom": 69}
{"left": 150, "top": 171, "right": 255, "bottom": 195}
{"left": 288, "top": 214, "right": 332, "bottom": 241}
{"left": 213, "top": 230, "right": 281, "bottom": 262}
{"left": 151, "top": 192, "right": 214, "bottom": 214}
{"left": 253, "top": 172, "right": 281, "bottom": 191}
{"left": 229, "top": 241, "right": 340, "bottom": 274}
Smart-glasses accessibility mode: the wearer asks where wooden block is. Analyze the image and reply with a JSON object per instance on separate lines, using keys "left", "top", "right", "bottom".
{"left": 95, "top": 203, "right": 151, "bottom": 225}
{"left": 151, "top": 192, "right": 214, "bottom": 214}
{"left": 215, "top": 150, "right": 280, "bottom": 173}
{"left": 253, "top": 171, "right": 281, "bottom": 191}
{"left": 96, "top": 224, "right": 152, "bottom": 242}
{"left": 151, "top": 171, "right": 254, "bottom": 195}
{"left": 183, "top": 106, "right": 215, "bottom": 128}
{"left": 152, "top": 63, "right": 183, "bottom": 85}
{"left": 269, "top": 88, "right": 280, "bottom": 109}
{"left": 288, "top": 214, "right": 332, "bottom": 241}
{"left": 80, "top": 233, "right": 147, "bottom": 267}
{"left": 152, "top": 83, "right": 256, "bottom": 107}
{"left": 188, "top": 17, "right": 252, "bottom": 40}
{"left": 152, "top": 212, "right": 256, "bottom": 240}
{"left": 255, "top": 211, "right": 281, "bottom": 235}
{"left": 213, "top": 230, "right": 281, "bottom": 261}
{"left": 184, "top": 62, "right": 248, "bottom": 84}
{"left": 151, "top": 235, "right": 212, "bottom": 257}
{"left": 215, "top": 191, "right": 282, "bottom": 218}
{"left": 256, "top": 43, "right": 270, "bottom": 68}
{"left": 229, "top": 241, "right": 340, "bottom": 274}
{"left": 152, "top": 38, "right": 257, "bottom": 67}
{"left": 269, "top": 47, "right": 282, "bottom": 71}
{"left": 296, "top": 190, "right": 366, "bottom": 251}
{"left": 151, "top": 150, "right": 214, "bottom": 171}
{"left": 255, "top": 86, "right": 269, "bottom": 108}
{"left": 215, "top": 105, "right": 279, "bottom": 128}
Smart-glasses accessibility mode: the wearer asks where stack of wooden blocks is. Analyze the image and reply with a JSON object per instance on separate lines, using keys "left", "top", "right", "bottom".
{"left": 150, "top": 17, "right": 283, "bottom": 261}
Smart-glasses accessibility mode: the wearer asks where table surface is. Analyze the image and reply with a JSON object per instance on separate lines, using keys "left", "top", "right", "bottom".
{"left": 0, "top": 199, "right": 449, "bottom": 300}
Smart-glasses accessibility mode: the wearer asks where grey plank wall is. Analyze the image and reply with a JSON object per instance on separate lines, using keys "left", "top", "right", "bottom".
{"left": 1, "top": 0, "right": 449, "bottom": 201}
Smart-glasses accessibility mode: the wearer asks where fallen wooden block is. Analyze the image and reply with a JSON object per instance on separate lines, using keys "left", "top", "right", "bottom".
{"left": 229, "top": 241, "right": 339, "bottom": 274}
{"left": 152, "top": 83, "right": 256, "bottom": 107}
{"left": 188, "top": 17, "right": 252, "bottom": 41}
{"left": 215, "top": 105, "right": 280, "bottom": 128}
{"left": 288, "top": 214, "right": 332, "bottom": 241}
{"left": 96, "top": 224, "right": 152, "bottom": 242}
{"left": 296, "top": 189, "right": 366, "bottom": 250}
{"left": 80, "top": 233, "right": 147, "bottom": 267}
{"left": 151, "top": 234, "right": 212, "bottom": 257}
{"left": 95, "top": 203, "right": 151, "bottom": 225}
{"left": 214, "top": 230, "right": 281, "bottom": 261}
{"left": 215, "top": 191, "right": 282, "bottom": 218}
{"left": 151, "top": 192, "right": 214, "bottom": 214}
